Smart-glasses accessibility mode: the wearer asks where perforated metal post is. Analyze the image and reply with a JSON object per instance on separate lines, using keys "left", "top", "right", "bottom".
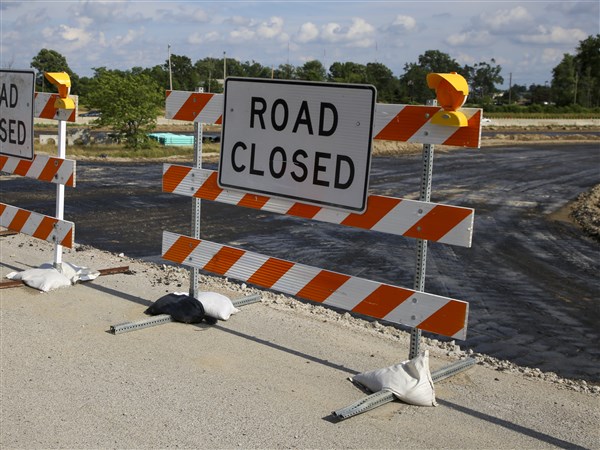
{"left": 189, "top": 89, "right": 204, "bottom": 299}
{"left": 409, "top": 99, "right": 437, "bottom": 360}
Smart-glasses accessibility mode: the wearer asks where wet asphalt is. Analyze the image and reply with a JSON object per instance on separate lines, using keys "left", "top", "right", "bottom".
{"left": 2, "top": 142, "right": 599, "bottom": 381}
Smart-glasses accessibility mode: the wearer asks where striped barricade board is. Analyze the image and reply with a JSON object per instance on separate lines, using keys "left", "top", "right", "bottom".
{"left": 162, "top": 231, "right": 468, "bottom": 340}
{"left": 34, "top": 92, "right": 78, "bottom": 122}
{"left": 0, "top": 154, "right": 76, "bottom": 186}
{"left": 0, "top": 203, "right": 74, "bottom": 248}
{"left": 162, "top": 164, "right": 474, "bottom": 247}
{"left": 165, "top": 90, "right": 482, "bottom": 148}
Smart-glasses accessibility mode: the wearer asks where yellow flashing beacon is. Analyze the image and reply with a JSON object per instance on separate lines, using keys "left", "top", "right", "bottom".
{"left": 44, "top": 72, "right": 75, "bottom": 110}
{"left": 426, "top": 72, "right": 469, "bottom": 127}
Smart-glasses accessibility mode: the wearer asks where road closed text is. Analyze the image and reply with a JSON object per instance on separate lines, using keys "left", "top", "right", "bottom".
{"left": 229, "top": 98, "right": 355, "bottom": 190}
{"left": 219, "top": 79, "right": 375, "bottom": 212}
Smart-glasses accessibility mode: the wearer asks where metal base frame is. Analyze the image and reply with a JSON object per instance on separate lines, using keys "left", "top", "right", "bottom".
{"left": 332, "top": 358, "right": 476, "bottom": 420}
{"left": 110, "top": 294, "right": 261, "bottom": 335}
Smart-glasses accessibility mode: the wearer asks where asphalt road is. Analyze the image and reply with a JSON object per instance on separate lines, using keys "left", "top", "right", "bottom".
{"left": 2, "top": 142, "right": 599, "bottom": 381}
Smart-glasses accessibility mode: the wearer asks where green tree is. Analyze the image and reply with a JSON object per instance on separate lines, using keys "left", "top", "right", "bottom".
{"left": 86, "top": 68, "right": 163, "bottom": 149}
{"left": 366, "top": 62, "right": 398, "bottom": 103}
{"left": 463, "top": 59, "right": 504, "bottom": 104}
{"left": 273, "top": 63, "right": 296, "bottom": 80}
{"left": 328, "top": 62, "right": 367, "bottom": 83}
{"left": 574, "top": 35, "right": 600, "bottom": 107}
{"left": 296, "top": 60, "right": 327, "bottom": 81}
{"left": 166, "top": 54, "right": 200, "bottom": 91}
{"left": 30, "top": 48, "right": 79, "bottom": 94}
{"left": 552, "top": 54, "right": 577, "bottom": 107}
{"left": 399, "top": 50, "right": 462, "bottom": 103}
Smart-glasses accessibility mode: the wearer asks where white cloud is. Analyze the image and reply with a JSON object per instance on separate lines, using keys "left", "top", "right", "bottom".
{"left": 158, "top": 6, "right": 209, "bottom": 23}
{"left": 478, "top": 6, "right": 533, "bottom": 33}
{"left": 257, "top": 17, "right": 285, "bottom": 39}
{"left": 296, "top": 22, "right": 319, "bottom": 43}
{"left": 446, "top": 30, "right": 491, "bottom": 47}
{"left": 390, "top": 15, "right": 417, "bottom": 33}
{"left": 517, "top": 25, "right": 588, "bottom": 45}
{"left": 321, "top": 18, "right": 375, "bottom": 47}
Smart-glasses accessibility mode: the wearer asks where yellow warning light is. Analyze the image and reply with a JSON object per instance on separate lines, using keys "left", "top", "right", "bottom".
{"left": 426, "top": 72, "right": 469, "bottom": 127}
{"left": 44, "top": 72, "right": 75, "bottom": 110}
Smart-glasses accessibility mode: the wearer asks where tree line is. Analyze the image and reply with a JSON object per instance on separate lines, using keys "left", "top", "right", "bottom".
{"left": 26, "top": 34, "right": 599, "bottom": 148}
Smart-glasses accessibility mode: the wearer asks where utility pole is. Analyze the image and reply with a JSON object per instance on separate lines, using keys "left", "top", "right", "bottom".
{"left": 223, "top": 51, "right": 227, "bottom": 80}
{"left": 508, "top": 72, "right": 512, "bottom": 105}
{"left": 168, "top": 44, "right": 173, "bottom": 90}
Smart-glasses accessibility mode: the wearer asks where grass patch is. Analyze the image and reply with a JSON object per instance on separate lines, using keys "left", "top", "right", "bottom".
{"left": 35, "top": 142, "right": 221, "bottom": 159}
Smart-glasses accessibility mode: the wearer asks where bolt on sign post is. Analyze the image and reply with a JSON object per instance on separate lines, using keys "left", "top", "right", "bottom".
{"left": 0, "top": 69, "right": 35, "bottom": 160}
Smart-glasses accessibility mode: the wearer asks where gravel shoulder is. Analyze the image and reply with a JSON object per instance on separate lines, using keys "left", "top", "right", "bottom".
{"left": 1, "top": 233, "right": 599, "bottom": 449}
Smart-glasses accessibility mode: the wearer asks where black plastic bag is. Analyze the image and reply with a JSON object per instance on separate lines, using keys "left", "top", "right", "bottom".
{"left": 145, "top": 293, "right": 217, "bottom": 324}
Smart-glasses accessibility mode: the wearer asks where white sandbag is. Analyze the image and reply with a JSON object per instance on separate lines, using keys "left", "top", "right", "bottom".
{"left": 6, "top": 262, "right": 100, "bottom": 292}
{"left": 196, "top": 291, "right": 240, "bottom": 320}
{"left": 351, "top": 351, "right": 437, "bottom": 407}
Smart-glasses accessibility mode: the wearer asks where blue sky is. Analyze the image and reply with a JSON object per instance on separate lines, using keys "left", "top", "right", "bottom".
{"left": 1, "top": 0, "right": 598, "bottom": 89}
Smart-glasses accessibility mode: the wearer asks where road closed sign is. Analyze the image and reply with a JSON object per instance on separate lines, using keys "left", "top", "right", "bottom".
{"left": 0, "top": 69, "right": 34, "bottom": 160}
{"left": 218, "top": 78, "right": 376, "bottom": 213}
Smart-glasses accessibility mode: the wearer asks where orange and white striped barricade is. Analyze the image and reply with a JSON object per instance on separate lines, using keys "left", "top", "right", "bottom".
{"left": 34, "top": 92, "right": 78, "bottom": 122}
{"left": 0, "top": 154, "right": 76, "bottom": 187}
{"left": 0, "top": 203, "right": 74, "bottom": 248}
{"left": 162, "top": 231, "right": 468, "bottom": 340}
{"left": 2, "top": 88, "right": 78, "bottom": 264}
{"left": 162, "top": 165, "right": 474, "bottom": 248}
{"left": 165, "top": 90, "right": 482, "bottom": 147}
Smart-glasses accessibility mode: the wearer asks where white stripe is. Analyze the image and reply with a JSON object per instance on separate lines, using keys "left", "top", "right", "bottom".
{"left": 322, "top": 276, "right": 379, "bottom": 310}
{"left": 225, "top": 250, "right": 270, "bottom": 280}
{"left": 271, "top": 262, "right": 322, "bottom": 295}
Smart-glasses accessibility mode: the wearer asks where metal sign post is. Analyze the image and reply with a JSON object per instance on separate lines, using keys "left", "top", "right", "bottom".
{"left": 190, "top": 89, "right": 204, "bottom": 299}
{"left": 409, "top": 100, "right": 436, "bottom": 359}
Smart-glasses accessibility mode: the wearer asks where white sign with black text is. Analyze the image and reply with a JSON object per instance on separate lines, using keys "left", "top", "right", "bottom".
{"left": 218, "top": 78, "right": 376, "bottom": 213}
{"left": 0, "top": 69, "right": 35, "bottom": 160}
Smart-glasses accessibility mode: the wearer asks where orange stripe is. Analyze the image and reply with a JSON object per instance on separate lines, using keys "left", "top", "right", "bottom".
{"left": 286, "top": 202, "right": 321, "bottom": 219}
{"left": 238, "top": 193, "right": 270, "bottom": 209}
{"left": 166, "top": 90, "right": 172, "bottom": 98}
{"left": 14, "top": 159, "right": 32, "bottom": 177}
{"left": 404, "top": 204, "right": 472, "bottom": 241}
{"left": 375, "top": 105, "right": 436, "bottom": 141}
{"left": 32, "top": 216, "right": 57, "bottom": 241}
{"left": 296, "top": 270, "right": 350, "bottom": 303}
{"left": 0, "top": 203, "right": 6, "bottom": 215}
{"left": 162, "top": 165, "right": 191, "bottom": 193}
{"left": 444, "top": 109, "right": 481, "bottom": 147}
{"left": 352, "top": 284, "right": 413, "bottom": 318}
{"left": 66, "top": 174, "right": 74, "bottom": 187}
{"left": 215, "top": 116, "right": 222, "bottom": 125}
{"left": 38, "top": 159, "right": 62, "bottom": 183}
{"left": 173, "top": 93, "right": 214, "bottom": 121}
{"left": 9, "top": 209, "right": 31, "bottom": 231}
{"left": 417, "top": 300, "right": 467, "bottom": 337}
{"left": 195, "top": 171, "right": 222, "bottom": 201}
{"left": 39, "top": 94, "right": 58, "bottom": 119}
{"left": 0, "top": 156, "right": 7, "bottom": 170}
{"left": 163, "top": 235, "right": 200, "bottom": 264}
{"left": 60, "top": 228, "right": 74, "bottom": 248}
{"left": 342, "top": 196, "right": 400, "bottom": 229}
{"left": 203, "top": 246, "right": 245, "bottom": 275}
{"left": 247, "top": 257, "right": 294, "bottom": 288}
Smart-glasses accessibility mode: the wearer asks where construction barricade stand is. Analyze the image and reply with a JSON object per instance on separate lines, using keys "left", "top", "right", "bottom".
{"left": 160, "top": 76, "right": 482, "bottom": 418}
{"left": 1, "top": 71, "right": 78, "bottom": 266}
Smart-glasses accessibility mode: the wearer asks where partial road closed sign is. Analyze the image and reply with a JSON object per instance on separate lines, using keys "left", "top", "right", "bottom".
{"left": 219, "top": 78, "right": 376, "bottom": 213}
{"left": 0, "top": 69, "right": 34, "bottom": 160}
